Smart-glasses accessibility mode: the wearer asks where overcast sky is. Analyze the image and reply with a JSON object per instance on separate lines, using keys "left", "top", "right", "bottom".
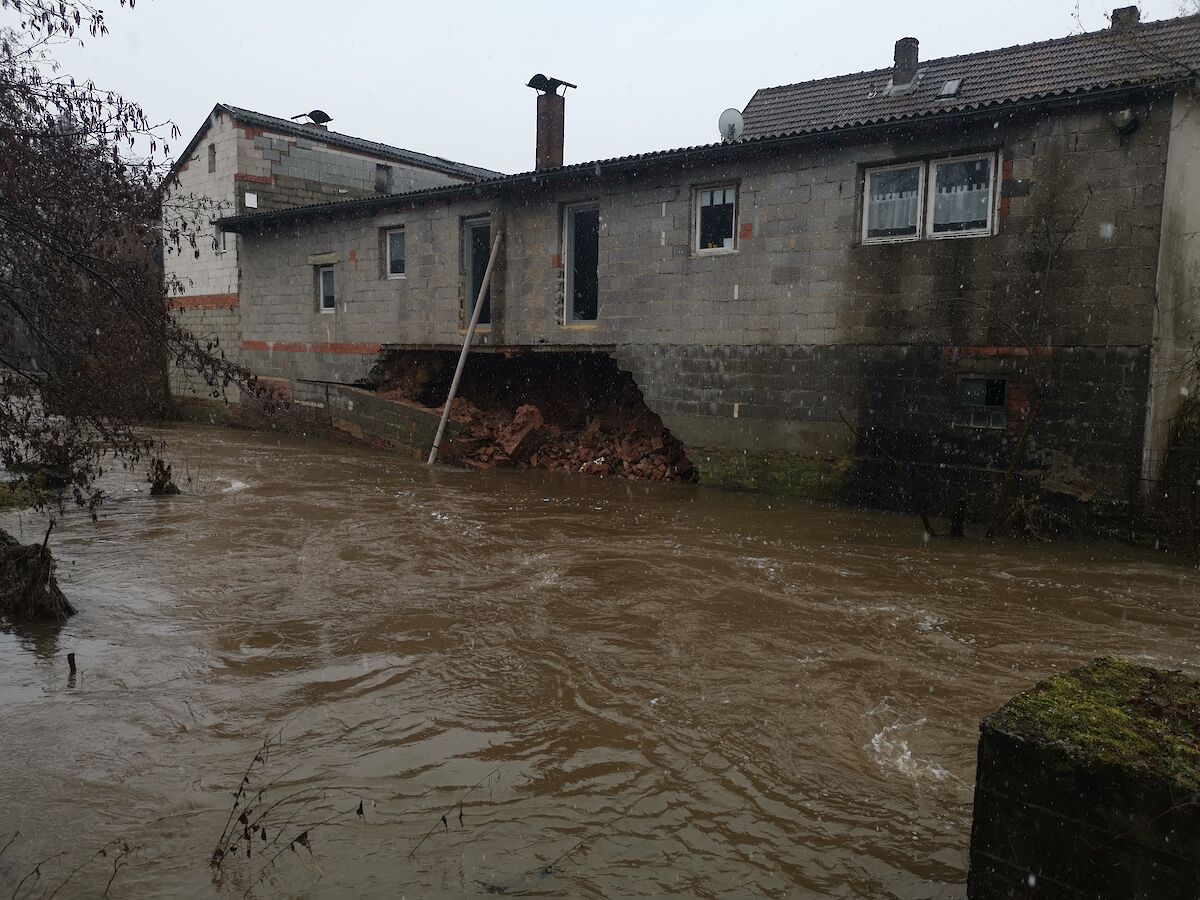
{"left": 25, "top": 0, "right": 1190, "bottom": 174}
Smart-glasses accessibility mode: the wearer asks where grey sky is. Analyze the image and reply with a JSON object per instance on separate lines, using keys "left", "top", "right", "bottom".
{"left": 38, "top": 0, "right": 1189, "bottom": 174}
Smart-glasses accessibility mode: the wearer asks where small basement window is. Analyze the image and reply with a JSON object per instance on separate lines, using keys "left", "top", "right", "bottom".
{"left": 863, "top": 163, "right": 923, "bottom": 242}
{"left": 956, "top": 377, "right": 1007, "bottom": 429}
{"left": 695, "top": 185, "right": 737, "bottom": 252}
{"left": 386, "top": 228, "right": 406, "bottom": 278}
{"left": 928, "top": 154, "right": 995, "bottom": 237}
{"left": 318, "top": 265, "right": 335, "bottom": 313}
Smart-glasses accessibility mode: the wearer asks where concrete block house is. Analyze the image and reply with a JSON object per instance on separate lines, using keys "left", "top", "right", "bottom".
{"left": 178, "top": 9, "right": 1200, "bottom": 523}
{"left": 162, "top": 103, "right": 499, "bottom": 398}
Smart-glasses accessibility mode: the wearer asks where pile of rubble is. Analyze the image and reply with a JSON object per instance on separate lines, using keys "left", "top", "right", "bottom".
{"left": 449, "top": 401, "right": 692, "bottom": 481}
{"left": 369, "top": 350, "right": 694, "bottom": 482}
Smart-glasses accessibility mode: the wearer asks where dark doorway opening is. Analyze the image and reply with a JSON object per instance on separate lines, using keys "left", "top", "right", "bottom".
{"left": 566, "top": 205, "right": 599, "bottom": 322}
{"left": 465, "top": 217, "right": 492, "bottom": 325}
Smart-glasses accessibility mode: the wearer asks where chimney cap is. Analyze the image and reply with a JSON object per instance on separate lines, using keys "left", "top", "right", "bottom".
{"left": 291, "top": 109, "right": 332, "bottom": 126}
{"left": 527, "top": 73, "right": 577, "bottom": 95}
{"left": 1111, "top": 6, "right": 1140, "bottom": 28}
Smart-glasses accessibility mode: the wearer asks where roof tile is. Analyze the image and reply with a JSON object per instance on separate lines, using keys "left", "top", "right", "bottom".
{"left": 742, "top": 15, "right": 1200, "bottom": 139}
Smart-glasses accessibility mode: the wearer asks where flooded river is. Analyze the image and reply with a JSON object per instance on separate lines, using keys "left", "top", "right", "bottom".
{"left": 1, "top": 424, "right": 1197, "bottom": 898}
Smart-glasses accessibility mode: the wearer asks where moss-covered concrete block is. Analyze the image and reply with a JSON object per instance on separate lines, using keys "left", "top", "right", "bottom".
{"left": 693, "top": 448, "right": 852, "bottom": 501}
{"left": 968, "top": 657, "right": 1200, "bottom": 899}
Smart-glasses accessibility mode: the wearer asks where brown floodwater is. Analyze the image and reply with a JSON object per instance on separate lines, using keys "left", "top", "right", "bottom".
{"left": 1, "top": 423, "right": 1197, "bottom": 898}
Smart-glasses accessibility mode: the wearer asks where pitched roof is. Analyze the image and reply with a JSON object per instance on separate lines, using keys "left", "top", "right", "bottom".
{"left": 221, "top": 14, "right": 1200, "bottom": 234}
{"left": 742, "top": 14, "right": 1200, "bottom": 139}
{"left": 167, "top": 103, "right": 503, "bottom": 185}
{"left": 215, "top": 104, "right": 504, "bottom": 180}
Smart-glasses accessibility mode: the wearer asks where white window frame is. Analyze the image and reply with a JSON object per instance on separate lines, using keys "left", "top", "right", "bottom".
{"left": 386, "top": 227, "right": 406, "bottom": 279}
{"left": 563, "top": 202, "right": 600, "bottom": 323}
{"left": 925, "top": 152, "right": 998, "bottom": 241}
{"left": 694, "top": 184, "right": 738, "bottom": 255}
{"left": 861, "top": 161, "right": 926, "bottom": 245}
{"left": 318, "top": 265, "right": 335, "bottom": 313}
{"left": 212, "top": 220, "right": 227, "bottom": 254}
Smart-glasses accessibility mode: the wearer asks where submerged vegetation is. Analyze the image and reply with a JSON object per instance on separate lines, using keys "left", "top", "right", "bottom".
{"left": 0, "top": 525, "right": 73, "bottom": 622}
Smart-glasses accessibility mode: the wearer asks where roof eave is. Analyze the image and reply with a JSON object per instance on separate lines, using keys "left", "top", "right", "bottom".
{"left": 219, "top": 80, "right": 1181, "bottom": 234}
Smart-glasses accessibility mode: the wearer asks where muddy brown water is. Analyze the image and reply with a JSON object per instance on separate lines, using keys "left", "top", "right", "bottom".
{"left": 1, "top": 424, "right": 1197, "bottom": 899}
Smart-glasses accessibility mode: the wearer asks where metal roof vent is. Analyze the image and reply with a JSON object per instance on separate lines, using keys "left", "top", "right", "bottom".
{"left": 938, "top": 78, "right": 963, "bottom": 98}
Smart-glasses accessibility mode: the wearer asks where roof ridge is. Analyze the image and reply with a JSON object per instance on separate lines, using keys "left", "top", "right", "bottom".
{"left": 214, "top": 102, "right": 504, "bottom": 180}
{"left": 750, "top": 13, "right": 1200, "bottom": 98}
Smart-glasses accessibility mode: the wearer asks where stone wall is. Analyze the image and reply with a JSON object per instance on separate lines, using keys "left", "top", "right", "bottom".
{"left": 231, "top": 93, "right": 1173, "bottom": 506}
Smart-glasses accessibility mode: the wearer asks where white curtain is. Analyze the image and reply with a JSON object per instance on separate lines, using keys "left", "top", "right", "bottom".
{"left": 933, "top": 184, "right": 989, "bottom": 228}
{"left": 868, "top": 190, "right": 918, "bottom": 232}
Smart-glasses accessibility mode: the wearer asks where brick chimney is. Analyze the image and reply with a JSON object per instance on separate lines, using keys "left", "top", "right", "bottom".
{"left": 894, "top": 37, "right": 919, "bottom": 86}
{"left": 1111, "top": 5, "right": 1140, "bottom": 29}
{"left": 527, "top": 74, "right": 576, "bottom": 172}
{"left": 536, "top": 92, "right": 564, "bottom": 170}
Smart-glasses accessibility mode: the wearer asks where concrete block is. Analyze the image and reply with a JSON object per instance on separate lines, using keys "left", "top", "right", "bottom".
{"left": 968, "top": 658, "right": 1200, "bottom": 899}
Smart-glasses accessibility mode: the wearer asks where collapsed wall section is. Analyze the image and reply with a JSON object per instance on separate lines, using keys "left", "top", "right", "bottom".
{"left": 361, "top": 349, "right": 694, "bottom": 481}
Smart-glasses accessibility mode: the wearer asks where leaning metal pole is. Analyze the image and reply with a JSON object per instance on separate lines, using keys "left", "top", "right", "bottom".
{"left": 427, "top": 230, "right": 504, "bottom": 465}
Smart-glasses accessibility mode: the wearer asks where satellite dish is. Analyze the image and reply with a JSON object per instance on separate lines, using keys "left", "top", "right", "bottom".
{"left": 718, "top": 108, "right": 744, "bottom": 142}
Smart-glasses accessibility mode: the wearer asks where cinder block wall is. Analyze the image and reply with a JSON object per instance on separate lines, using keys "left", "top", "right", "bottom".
{"left": 164, "top": 110, "right": 242, "bottom": 401}
{"left": 235, "top": 95, "right": 1171, "bottom": 506}
{"left": 233, "top": 127, "right": 474, "bottom": 214}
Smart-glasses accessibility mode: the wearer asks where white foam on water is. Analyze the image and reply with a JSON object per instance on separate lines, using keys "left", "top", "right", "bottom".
{"left": 867, "top": 718, "right": 951, "bottom": 782}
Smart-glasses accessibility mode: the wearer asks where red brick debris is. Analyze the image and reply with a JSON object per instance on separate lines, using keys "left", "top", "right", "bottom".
{"left": 374, "top": 352, "right": 694, "bottom": 482}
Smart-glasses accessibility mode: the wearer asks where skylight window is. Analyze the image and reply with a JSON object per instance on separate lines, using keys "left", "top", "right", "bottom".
{"left": 938, "top": 78, "right": 964, "bottom": 98}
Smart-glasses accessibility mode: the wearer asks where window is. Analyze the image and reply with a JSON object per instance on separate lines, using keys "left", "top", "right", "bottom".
{"left": 564, "top": 204, "right": 599, "bottom": 322}
{"left": 695, "top": 185, "right": 737, "bottom": 252}
{"left": 464, "top": 217, "right": 492, "bottom": 325}
{"left": 375, "top": 163, "right": 393, "bottom": 194}
{"left": 244, "top": 191, "right": 258, "bottom": 209}
{"left": 386, "top": 228, "right": 405, "bottom": 278}
{"left": 212, "top": 221, "right": 227, "bottom": 254}
{"left": 863, "top": 163, "right": 923, "bottom": 242}
{"left": 956, "top": 377, "right": 1007, "bottom": 429}
{"left": 207, "top": 143, "right": 216, "bottom": 174}
{"left": 862, "top": 153, "right": 997, "bottom": 244}
{"left": 928, "top": 154, "right": 994, "bottom": 237}
{"left": 318, "top": 266, "right": 335, "bottom": 313}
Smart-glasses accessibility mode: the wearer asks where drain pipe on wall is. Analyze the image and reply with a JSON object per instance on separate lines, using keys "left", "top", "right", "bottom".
{"left": 427, "top": 230, "right": 504, "bottom": 466}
